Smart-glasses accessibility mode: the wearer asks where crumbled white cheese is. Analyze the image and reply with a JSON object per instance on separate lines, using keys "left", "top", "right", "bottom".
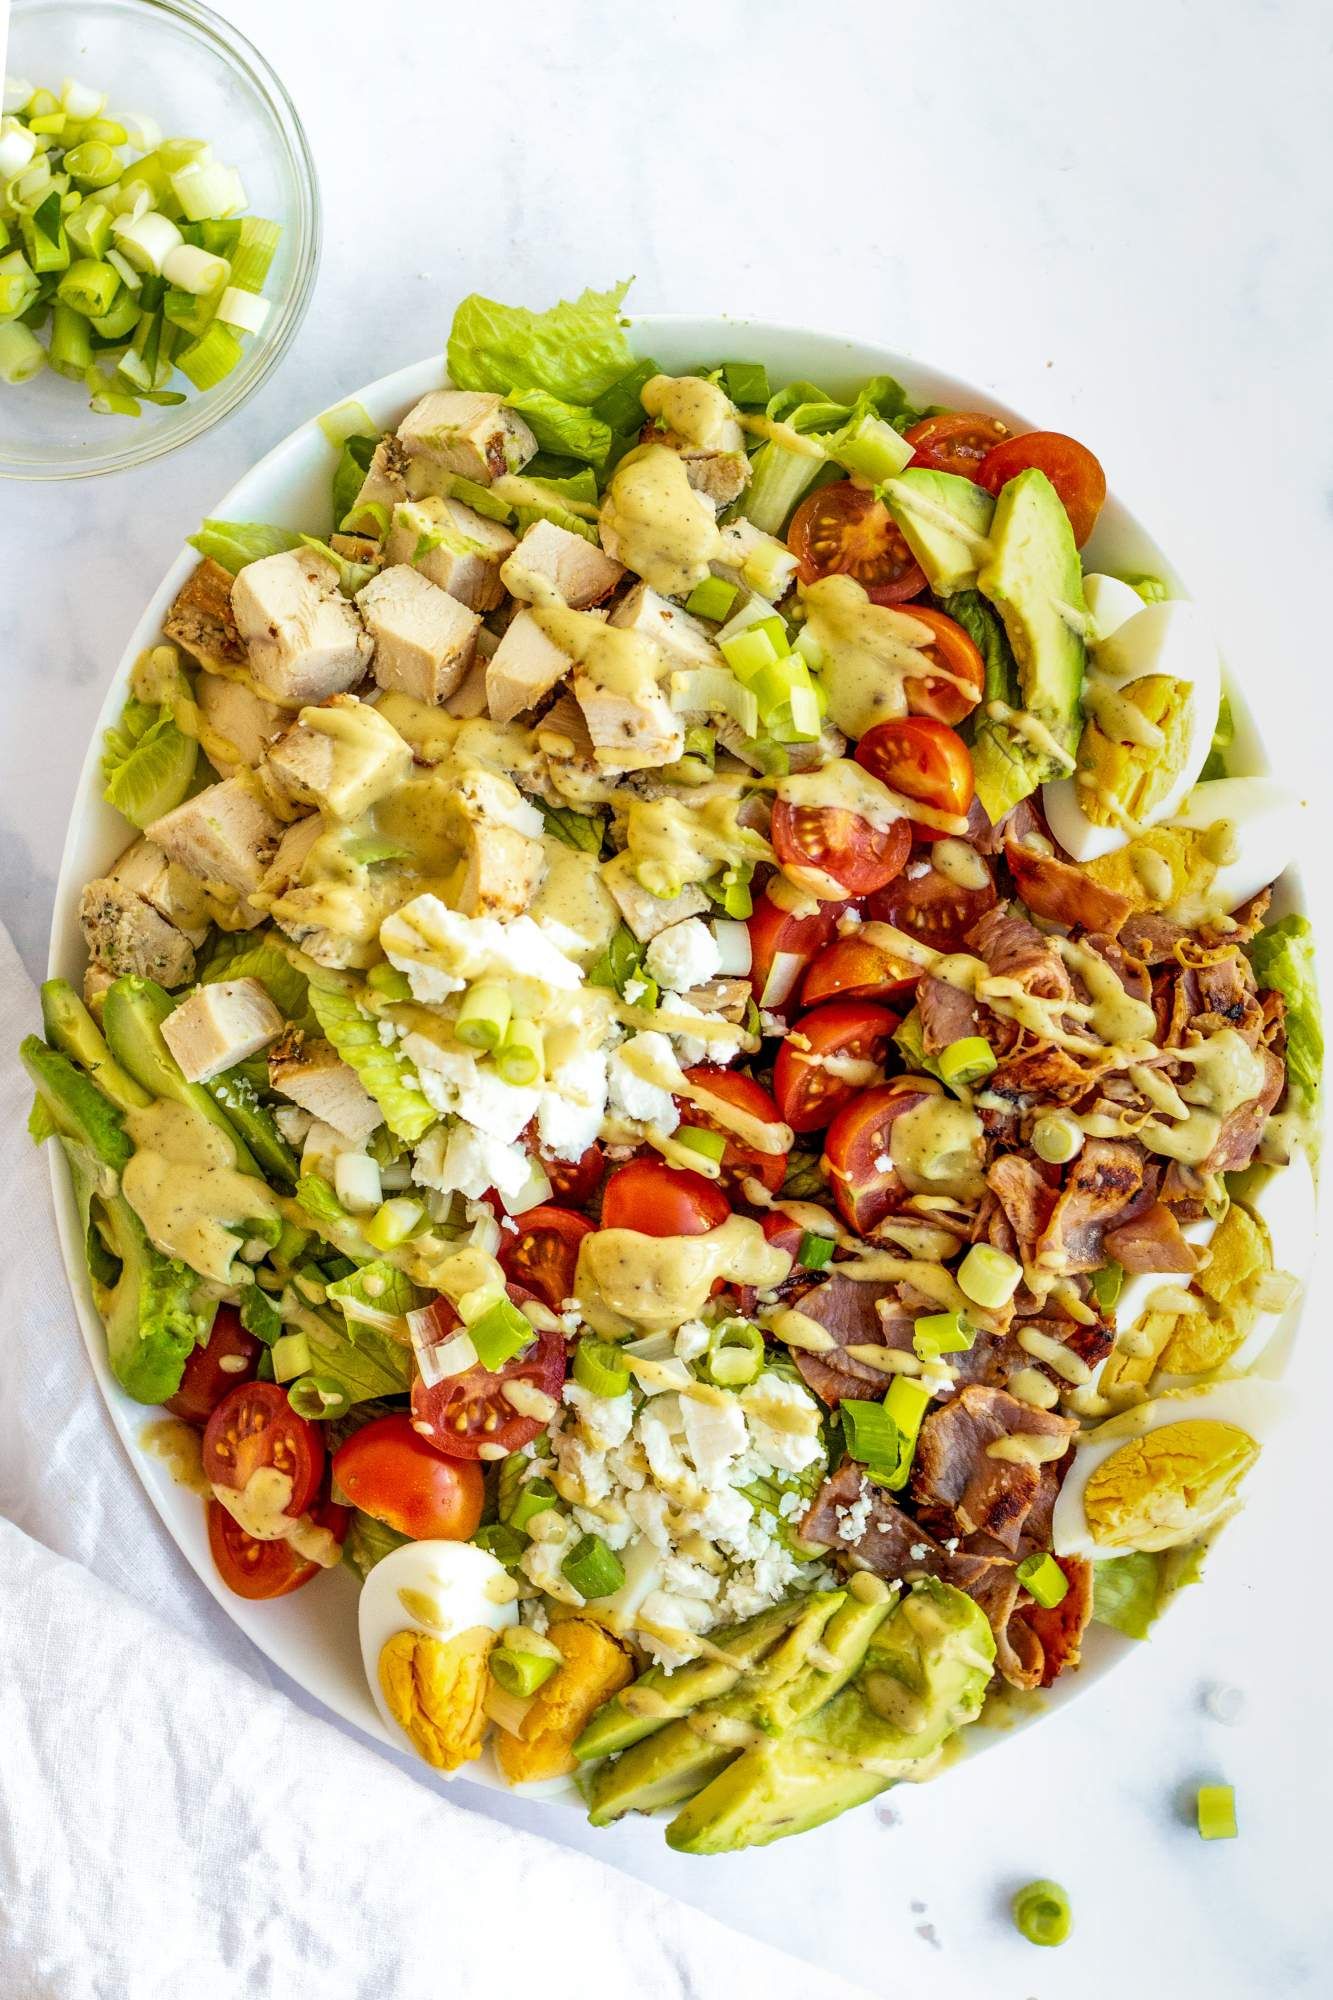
{"left": 537, "top": 1045, "right": 609, "bottom": 1161}
{"left": 740, "top": 1375, "right": 825, "bottom": 1475}
{"left": 413, "top": 1120, "right": 529, "bottom": 1199}
{"left": 382, "top": 897, "right": 583, "bottom": 1003}
{"left": 674, "top": 1320, "right": 711, "bottom": 1362}
{"left": 403, "top": 1036, "right": 540, "bottom": 1143}
{"left": 645, "top": 918, "right": 722, "bottom": 995}
{"left": 835, "top": 1492, "right": 874, "bottom": 1545}
{"left": 658, "top": 996, "right": 742, "bottom": 1069}
{"left": 563, "top": 1379, "right": 633, "bottom": 1451}
{"left": 607, "top": 1032, "right": 681, "bottom": 1131}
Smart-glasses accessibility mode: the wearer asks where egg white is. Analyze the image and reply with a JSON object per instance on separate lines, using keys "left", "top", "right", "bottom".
{"left": 1168, "top": 775, "right": 1301, "bottom": 914}
{"left": 358, "top": 1539, "right": 518, "bottom": 1761}
{"left": 1052, "top": 1378, "right": 1286, "bottom": 1560}
{"left": 1082, "top": 573, "right": 1145, "bottom": 645}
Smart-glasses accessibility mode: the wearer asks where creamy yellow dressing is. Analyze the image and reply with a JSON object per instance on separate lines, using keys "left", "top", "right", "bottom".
{"left": 211, "top": 1467, "right": 341, "bottom": 1566}
{"left": 621, "top": 791, "right": 772, "bottom": 895}
{"left": 122, "top": 1100, "right": 280, "bottom": 1283}
{"left": 575, "top": 1216, "right": 790, "bottom": 1335}
{"left": 888, "top": 1092, "right": 987, "bottom": 1199}
{"left": 800, "top": 576, "right": 944, "bottom": 737}
{"left": 599, "top": 444, "right": 722, "bottom": 597}
{"left": 641, "top": 374, "right": 743, "bottom": 453}
{"left": 777, "top": 757, "right": 970, "bottom": 839}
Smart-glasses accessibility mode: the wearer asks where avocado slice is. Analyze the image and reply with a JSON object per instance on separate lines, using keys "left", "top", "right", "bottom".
{"left": 204, "top": 1065, "right": 299, "bottom": 1189}
{"left": 41, "top": 977, "right": 152, "bottom": 1115}
{"left": 663, "top": 1729, "right": 890, "bottom": 1854}
{"left": 975, "top": 466, "right": 1087, "bottom": 780}
{"left": 102, "top": 975, "right": 263, "bottom": 1176}
{"left": 883, "top": 468, "right": 995, "bottom": 594}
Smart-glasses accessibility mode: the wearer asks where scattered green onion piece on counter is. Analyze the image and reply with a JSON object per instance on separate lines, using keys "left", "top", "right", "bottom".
{"left": 1016, "top": 1552, "right": 1069, "bottom": 1610}
{"left": 507, "top": 1477, "right": 560, "bottom": 1533}
{"left": 1089, "top": 1260, "right": 1124, "bottom": 1313}
{"left": 957, "top": 1242, "right": 1022, "bottom": 1311}
{"left": 1012, "top": 1879, "right": 1072, "bottom": 1947}
{"left": 270, "top": 1330, "right": 312, "bottom": 1383}
{"left": 561, "top": 1533, "right": 626, "bottom": 1600}
{"left": 456, "top": 981, "right": 513, "bottom": 1053}
{"left": 1032, "top": 1112, "right": 1083, "bottom": 1164}
{"left": 490, "top": 1645, "right": 558, "bottom": 1699}
{"left": 1197, "top": 1784, "right": 1238, "bottom": 1841}
{"left": 675, "top": 1124, "right": 727, "bottom": 1166}
{"left": 574, "top": 1338, "right": 631, "bottom": 1398}
{"left": 496, "top": 1017, "right": 544, "bottom": 1087}
{"left": 0, "top": 321, "right": 45, "bottom": 381}
{"left": 797, "top": 1230, "right": 836, "bottom": 1271}
{"left": 469, "top": 1296, "right": 537, "bottom": 1373}
{"left": 840, "top": 1397, "right": 901, "bottom": 1475}
{"left": 720, "top": 360, "right": 770, "bottom": 406}
{"left": 473, "top": 1522, "right": 528, "bottom": 1569}
{"left": 685, "top": 574, "right": 738, "bottom": 622}
{"left": 938, "top": 1036, "right": 997, "bottom": 1089}
{"left": 912, "top": 1311, "right": 975, "bottom": 1360}
{"left": 702, "top": 1319, "right": 765, "bottom": 1388}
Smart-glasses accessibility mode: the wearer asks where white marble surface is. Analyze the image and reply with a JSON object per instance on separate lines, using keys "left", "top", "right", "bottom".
{"left": 3, "top": 1, "right": 1332, "bottom": 1993}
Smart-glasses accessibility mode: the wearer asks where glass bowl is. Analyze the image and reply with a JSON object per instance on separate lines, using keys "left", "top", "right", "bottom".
{"left": 1, "top": 0, "right": 320, "bottom": 479}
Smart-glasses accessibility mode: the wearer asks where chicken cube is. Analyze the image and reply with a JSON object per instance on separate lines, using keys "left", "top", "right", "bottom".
{"left": 486, "top": 608, "right": 576, "bottom": 723}
{"left": 608, "top": 581, "right": 721, "bottom": 672}
{"left": 231, "top": 548, "right": 373, "bottom": 706}
{"left": 716, "top": 518, "right": 800, "bottom": 599}
{"left": 442, "top": 648, "right": 492, "bottom": 719}
{"left": 196, "top": 671, "right": 287, "bottom": 775}
{"left": 148, "top": 778, "right": 284, "bottom": 900}
{"left": 457, "top": 823, "right": 546, "bottom": 921}
{"left": 268, "top": 1039, "right": 381, "bottom": 1142}
{"left": 343, "top": 434, "right": 413, "bottom": 534}
{"left": 259, "top": 813, "right": 323, "bottom": 899}
{"left": 396, "top": 389, "right": 537, "bottom": 484}
{"left": 330, "top": 532, "right": 382, "bottom": 569}
{"left": 162, "top": 558, "right": 246, "bottom": 673}
{"left": 265, "top": 697, "right": 412, "bottom": 822}
{"left": 78, "top": 878, "right": 197, "bottom": 988}
{"left": 499, "top": 518, "right": 624, "bottom": 610}
{"left": 602, "top": 853, "right": 708, "bottom": 942}
{"left": 683, "top": 451, "right": 750, "bottom": 509}
{"left": 572, "top": 664, "right": 684, "bottom": 773}
{"left": 160, "top": 977, "right": 285, "bottom": 1083}
{"left": 109, "top": 838, "right": 210, "bottom": 941}
{"left": 383, "top": 498, "right": 516, "bottom": 614}
{"left": 83, "top": 963, "right": 115, "bottom": 1017}
{"left": 356, "top": 564, "right": 480, "bottom": 705}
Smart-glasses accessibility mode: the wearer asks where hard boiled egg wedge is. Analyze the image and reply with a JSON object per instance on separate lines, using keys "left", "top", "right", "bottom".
{"left": 1044, "top": 600, "right": 1221, "bottom": 862}
{"left": 359, "top": 1539, "right": 518, "bottom": 1774}
{"left": 1167, "top": 775, "right": 1301, "bottom": 915}
{"left": 1052, "top": 1378, "right": 1284, "bottom": 1560}
{"left": 1082, "top": 573, "right": 1146, "bottom": 644}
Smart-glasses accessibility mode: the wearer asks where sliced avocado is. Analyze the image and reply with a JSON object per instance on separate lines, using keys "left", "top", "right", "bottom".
{"left": 41, "top": 978, "right": 152, "bottom": 1114}
{"left": 663, "top": 1728, "right": 889, "bottom": 1854}
{"left": 883, "top": 468, "right": 995, "bottom": 594}
{"left": 205, "top": 1066, "right": 298, "bottom": 1189}
{"left": 102, "top": 975, "right": 262, "bottom": 1176}
{"left": 976, "top": 466, "right": 1087, "bottom": 776}
{"left": 756, "top": 1578, "right": 893, "bottom": 1735}
{"left": 21, "top": 1034, "right": 132, "bottom": 1173}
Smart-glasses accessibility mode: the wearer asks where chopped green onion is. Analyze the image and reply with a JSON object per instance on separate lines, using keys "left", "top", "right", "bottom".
{"left": 23, "top": 193, "right": 69, "bottom": 273}
{"left": 561, "top": 1533, "right": 626, "bottom": 1600}
{"left": 363, "top": 1197, "right": 424, "bottom": 1252}
{"left": 829, "top": 411, "right": 914, "bottom": 484}
{"left": 797, "top": 1230, "right": 836, "bottom": 1271}
{"left": 496, "top": 1017, "right": 544, "bottom": 1086}
{"left": 913, "top": 1311, "right": 975, "bottom": 1360}
{"left": 574, "top": 1337, "right": 631, "bottom": 1398}
{"left": 162, "top": 242, "right": 229, "bottom": 296}
{"left": 469, "top": 1296, "right": 536, "bottom": 1373}
{"left": 685, "top": 574, "right": 738, "bottom": 622}
{"left": 490, "top": 1644, "right": 558, "bottom": 1698}
{"left": 227, "top": 214, "right": 279, "bottom": 291}
{"left": 0, "top": 249, "right": 40, "bottom": 318}
{"left": 65, "top": 199, "right": 113, "bottom": 259}
{"left": 0, "top": 321, "right": 45, "bottom": 382}
{"left": 1128, "top": 574, "right": 1169, "bottom": 603}
{"left": 48, "top": 301, "right": 91, "bottom": 378}
{"left": 1089, "top": 1260, "right": 1124, "bottom": 1313}
{"left": 720, "top": 360, "right": 770, "bottom": 406}
{"left": 270, "top": 1330, "right": 312, "bottom": 1383}
{"left": 507, "top": 1477, "right": 559, "bottom": 1533}
{"left": 56, "top": 255, "right": 119, "bottom": 317}
{"left": 171, "top": 157, "right": 246, "bottom": 222}
{"left": 25, "top": 89, "right": 61, "bottom": 120}
{"left": 1016, "top": 1552, "right": 1069, "bottom": 1610}
{"left": 89, "top": 383, "right": 140, "bottom": 416}
{"left": 938, "top": 1036, "right": 997, "bottom": 1089}
{"left": 957, "top": 1242, "right": 1022, "bottom": 1311}
{"left": 884, "top": 1373, "right": 930, "bottom": 1445}
{"left": 175, "top": 318, "right": 242, "bottom": 389}
{"left": 62, "top": 139, "right": 121, "bottom": 189}
{"left": 1012, "top": 1879, "right": 1072, "bottom": 1947}
{"left": 473, "top": 1521, "right": 528, "bottom": 1569}
{"left": 840, "top": 1397, "right": 901, "bottom": 1474}
{"left": 455, "top": 980, "right": 512, "bottom": 1053}
{"left": 720, "top": 624, "right": 781, "bottom": 678}
{"left": 675, "top": 1124, "right": 726, "bottom": 1165}
{"left": 702, "top": 1318, "right": 765, "bottom": 1388}
{"left": 1032, "top": 1112, "right": 1084, "bottom": 1164}
{"left": 1197, "top": 1784, "right": 1238, "bottom": 1841}
{"left": 28, "top": 111, "right": 67, "bottom": 137}
{"left": 111, "top": 208, "right": 182, "bottom": 275}
{"left": 366, "top": 963, "right": 412, "bottom": 1002}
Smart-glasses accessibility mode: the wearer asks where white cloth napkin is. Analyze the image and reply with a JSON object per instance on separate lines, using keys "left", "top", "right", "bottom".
{"left": 0, "top": 922, "right": 873, "bottom": 2000}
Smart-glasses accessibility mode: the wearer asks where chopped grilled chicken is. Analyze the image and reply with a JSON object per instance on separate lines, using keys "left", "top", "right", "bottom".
{"left": 683, "top": 451, "right": 750, "bottom": 508}
{"left": 356, "top": 563, "right": 480, "bottom": 705}
{"left": 681, "top": 977, "right": 752, "bottom": 1023}
{"left": 608, "top": 581, "right": 721, "bottom": 671}
{"left": 259, "top": 814, "right": 323, "bottom": 899}
{"left": 148, "top": 777, "right": 284, "bottom": 900}
{"left": 269, "top": 1039, "right": 382, "bottom": 1142}
{"left": 396, "top": 389, "right": 537, "bottom": 484}
{"left": 79, "top": 877, "right": 197, "bottom": 988}
{"left": 196, "top": 671, "right": 286, "bottom": 775}
{"left": 109, "top": 838, "right": 210, "bottom": 941}
{"left": 486, "top": 608, "right": 576, "bottom": 723}
{"left": 383, "top": 497, "right": 516, "bottom": 614}
{"left": 161, "top": 557, "right": 246, "bottom": 672}
{"left": 330, "top": 532, "right": 382, "bottom": 568}
{"left": 442, "top": 649, "right": 492, "bottom": 719}
{"left": 160, "top": 977, "right": 284, "bottom": 1082}
{"left": 231, "top": 548, "right": 373, "bottom": 706}
{"left": 499, "top": 519, "right": 624, "bottom": 609}
{"left": 602, "top": 853, "right": 709, "bottom": 942}
{"left": 265, "top": 696, "right": 413, "bottom": 821}
{"left": 343, "top": 435, "right": 413, "bottom": 534}
{"left": 458, "top": 822, "right": 545, "bottom": 920}
{"left": 83, "top": 963, "right": 115, "bottom": 1017}
{"left": 572, "top": 662, "right": 684, "bottom": 772}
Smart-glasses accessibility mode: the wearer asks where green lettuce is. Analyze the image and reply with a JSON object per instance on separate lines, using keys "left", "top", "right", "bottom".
{"left": 303, "top": 965, "right": 434, "bottom": 1143}
{"left": 326, "top": 1260, "right": 424, "bottom": 1331}
{"left": 501, "top": 388, "right": 613, "bottom": 467}
{"left": 1091, "top": 1545, "right": 1207, "bottom": 1640}
{"left": 101, "top": 695, "right": 197, "bottom": 831}
{"left": 1248, "top": 914, "right": 1322, "bottom": 1112}
{"left": 285, "top": 1298, "right": 413, "bottom": 1419}
{"left": 446, "top": 282, "right": 635, "bottom": 470}
{"left": 343, "top": 1508, "right": 409, "bottom": 1579}
{"left": 588, "top": 923, "right": 649, "bottom": 1000}
{"left": 187, "top": 520, "right": 304, "bottom": 572}
{"left": 538, "top": 800, "right": 606, "bottom": 855}
{"left": 239, "top": 1283, "right": 283, "bottom": 1346}
{"left": 201, "top": 937, "right": 316, "bottom": 1034}
{"left": 331, "top": 432, "right": 381, "bottom": 534}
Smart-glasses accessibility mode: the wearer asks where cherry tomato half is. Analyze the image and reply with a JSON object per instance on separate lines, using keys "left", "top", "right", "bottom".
{"left": 904, "top": 411, "right": 1010, "bottom": 480}
{"left": 855, "top": 718, "right": 975, "bottom": 825}
{"left": 202, "top": 1381, "right": 324, "bottom": 1518}
{"left": 410, "top": 1290, "right": 566, "bottom": 1461}
{"left": 899, "top": 606, "right": 986, "bottom": 726}
{"left": 498, "top": 1203, "right": 593, "bottom": 1310}
{"left": 800, "top": 931, "right": 921, "bottom": 1009}
{"left": 867, "top": 850, "right": 997, "bottom": 954}
{"left": 333, "top": 1414, "right": 484, "bottom": 1541}
{"left": 207, "top": 1495, "right": 348, "bottom": 1601}
{"left": 164, "top": 1305, "right": 261, "bottom": 1427}
{"left": 979, "top": 431, "right": 1106, "bottom": 548}
{"left": 824, "top": 1081, "right": 935, "bottom": 1236}
{"left": 772, "top": 798, "right": 912, "bottom": 898}
{"left": 774, "top": 1000, "right": 902, "bottom": 1135}
{"left": 748, "top": 892, "right": 841, "bottom": 1014}
{"left": 538, "top": 1138, "right": 605, "bottom": 1208}
{"left": 601, "top": 1158, "right": 731, "bottom": 1236}
{"left": 680, "top": 1066, "right": 789, "bottom": 1195}
{"left": 787, "top": 480, "right": 926, "bottom": 604}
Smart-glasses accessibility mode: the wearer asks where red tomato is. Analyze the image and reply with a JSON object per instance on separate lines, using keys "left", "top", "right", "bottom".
{"left": 800, "top": 932, "right": 921, "bottom": 1008}
{"left": 868, "top": 851, "right": 997, "bottom": 953}
{"left": 771, "top": 798, "right": 912, "bottom": 898}
{"left": 787, "top": 480, "right": 926, "bottom": 604}
{"left": 680, "top": 1067, "right": 789, "bottom": 1195}
{"left": 761, "top": 1209, "right": 807, "bottom": 1259}
{"left": 748, "top": 892, "right": 841, "bottom": 1014}
{"left": 774, "top": 1000, "right": 902, "bottom": 1134}
{"left": 207, "top": 1495, "right": 348, "bottom": 1601}
{"left": 855, "top": 718, "right": 975, "bottom": 825}
{"left": 537, "top": 1138, "right": 605, "bottom": 1208}
{"left": 498, "top": 1204, "right": 593, "bottom": 1309}
{"left": 824, "top": 1081, "right": 934, "bottom": 1236}
{"left": 601, "top": 1158, "right": 731, "bottom": 1236}
{"left": 978, "top": 431, "right": 1106, "bottom": 547}
{"left": 898, "top": 606, "right": 986, "bottom": 726}
{"left": 333, "top": 1414, "right": 484, "bottom": 1541}
{"left": 164, "top": 1305, "right": 261, "bottom": 1427}
{"left": 411, "top": 1292, "right": 566, "bottom": 1461}
{"left": 904, "top": 411, "right": 1009, "bottom": 480}
{"left": 202, "top": 1382, "right": 324, "bottom": 1518}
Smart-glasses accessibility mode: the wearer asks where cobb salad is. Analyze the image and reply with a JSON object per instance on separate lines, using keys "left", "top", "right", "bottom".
{"left": 25, "top": 282, "right": 1321, "bottom": 1854}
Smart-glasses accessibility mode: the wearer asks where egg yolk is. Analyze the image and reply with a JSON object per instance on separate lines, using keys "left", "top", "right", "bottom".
{"left": 1082, "top": 1419, "right": 1259, "bottom": 1552}
{"left": 379, "top": 1624, "right": 495, "bottom": 1770}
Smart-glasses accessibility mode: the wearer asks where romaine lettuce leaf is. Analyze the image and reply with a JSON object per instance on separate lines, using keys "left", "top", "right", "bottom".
{"left": 447, "top": 281, "right": 635, "bottom": 408}
{"left": 1091, "top": 1544, "right": 1207, "bottom": 1640}
{"left": 201, "top": 937, "right": 316, "bottom": 1034}
{"left": 948, "top": 588, "right": 1040, "bottom": 823}
{"left": 303, "top": 966, "right": 434, "bottom": 1143}
{"left": 187, "top": 520, "right": 304, "bottom": 572}
{"left": 285, "top": 1303, "right": 413, "bottom": 1419}
{"left": 343, "top": 1508, "right": 409, "bottom": 1578}
{"left": 501, "top": 387, "right": 613, "bottom": 467}
{"left": 101, "top": 695, "right": 197, "bottom": 831}
{"left": 538, "top": 800, "right": 606, "bottom": 855}
{"left": 1248, "top": 914, "right": 1322, "bottom": 1111}
{"left": 331, "top": 432, "right": 381, "bottom": 534}
{"left": 326, "top": 1260, "right": 424, "bottom": 1331}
